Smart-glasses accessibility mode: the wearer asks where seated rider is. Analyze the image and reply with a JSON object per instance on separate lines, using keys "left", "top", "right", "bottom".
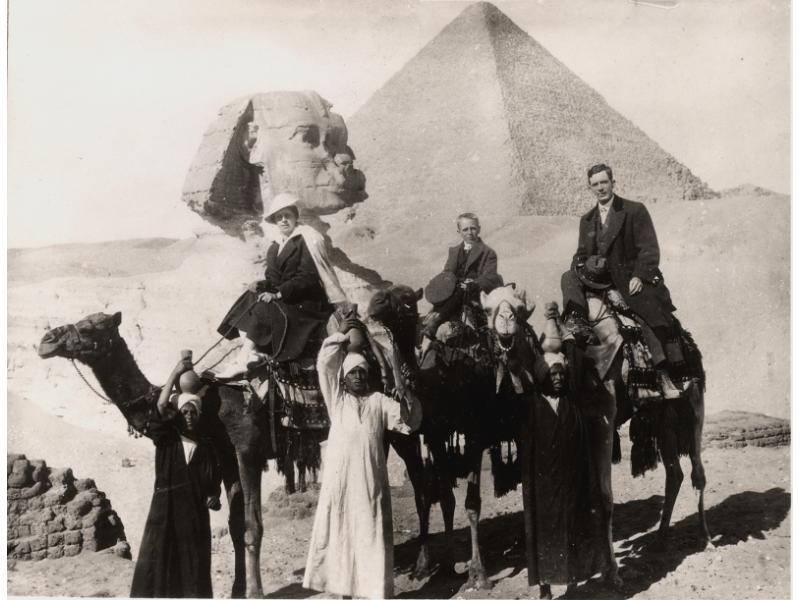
{"left": 568, "top": 255, "right": 682, "bottom": 399}
{"left": 422, "top": 212, "right": 503, "bottom": 340}
{"left": 216, "top": 192, "right": 348, "bottom": 377}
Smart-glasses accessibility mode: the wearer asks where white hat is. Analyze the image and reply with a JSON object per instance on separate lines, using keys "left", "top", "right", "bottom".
{"left": 264, "top": 193, "right": 300, "bottom": 222}
{"left": 175, "top": 392, "right": 202, "bottom": 415}
{"left": 342, "top": 352, "right": 369, "bottom": 377}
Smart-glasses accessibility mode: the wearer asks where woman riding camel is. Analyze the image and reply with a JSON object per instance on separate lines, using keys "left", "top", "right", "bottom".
{"left": 217, "top": 192, "right": 347, "bottom": 377}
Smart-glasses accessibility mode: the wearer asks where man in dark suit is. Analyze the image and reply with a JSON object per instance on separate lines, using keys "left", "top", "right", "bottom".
{"left": 422, "top": 213, "right": 503, "bottom": 340}
{"left": 561, "top": 164, "right": 681, "bottom": 397}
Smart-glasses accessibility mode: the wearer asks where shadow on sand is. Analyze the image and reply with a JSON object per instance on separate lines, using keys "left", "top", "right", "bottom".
{"left": 393, "top": 487, "right": 789, "bottom": 599}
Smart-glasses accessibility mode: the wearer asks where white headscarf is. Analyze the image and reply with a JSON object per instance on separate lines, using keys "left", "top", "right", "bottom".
{"left": 342, "top": 352, "right": 369, "bottom": 377}
{"left": 543, "top": 352, "right": 566, "bottom": 368}
{"left": 175, "top": 392, "right": 202, "bottom": 415}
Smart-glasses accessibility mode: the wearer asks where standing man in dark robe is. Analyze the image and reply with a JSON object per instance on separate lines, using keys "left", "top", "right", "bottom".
{"left": 560, "top": 164, "right": 683, "bottom": 397}
{"left": 422, "top": 212, "right": 503, "bottom": 339}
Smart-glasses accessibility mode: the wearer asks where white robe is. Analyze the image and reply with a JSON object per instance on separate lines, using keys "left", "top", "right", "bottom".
{"left": 303, "top": 333, "right": 421, "bottom": 599}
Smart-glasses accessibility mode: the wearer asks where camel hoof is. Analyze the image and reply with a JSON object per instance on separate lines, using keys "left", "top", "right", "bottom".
{"left": 467, "top": 565, "right": 492, "bottom": 591}
{"left": 411, "top": 546, "right": 432, "bottom": 580}
{"left": 539, "top": 583, "right": 553, "bottom": 599}
{"left": 603, "top": 572, "right": 623, "bottom": 590}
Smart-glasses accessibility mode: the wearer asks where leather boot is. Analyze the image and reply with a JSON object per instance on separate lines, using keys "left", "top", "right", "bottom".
{"left": 562, "top": 310, "right": 598, "bottom": 346}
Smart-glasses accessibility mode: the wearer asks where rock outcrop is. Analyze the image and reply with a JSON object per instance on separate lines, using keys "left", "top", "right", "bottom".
{"left": 7, "top": 454, "right": 130, "bottom": 561}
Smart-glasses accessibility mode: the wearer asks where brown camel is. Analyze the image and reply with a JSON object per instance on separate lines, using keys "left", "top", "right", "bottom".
{"left": 38, "top": 312, "right": 272, "bottom": 598}
{"left": 37, "top": 310, "right": 440, "bottom": 596}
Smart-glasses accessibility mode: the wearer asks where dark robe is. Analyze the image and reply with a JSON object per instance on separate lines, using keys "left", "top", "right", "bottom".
{"left": 217, "top": 234, "right": 333, "bottom": 362}
{"left": 130, "top": 416, "right": 222, "bottom": 599}
{"left": 519, "top": 372, "right": 606, "bottom": 586}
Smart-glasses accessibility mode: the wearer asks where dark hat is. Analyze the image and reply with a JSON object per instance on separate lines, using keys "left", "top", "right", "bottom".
{"left": 425, "top": 271, "right": 458, "bottom": 305}
{"left": 573, "top": 256, "right": 612, "bottom": 290}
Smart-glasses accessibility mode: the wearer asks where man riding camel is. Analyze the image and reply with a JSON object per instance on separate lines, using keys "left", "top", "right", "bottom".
{"left": 422, "top": 212, "right": 503, "bottom": 340}
{"left": 560, "top": 164, "right": 684, "bottom": 398}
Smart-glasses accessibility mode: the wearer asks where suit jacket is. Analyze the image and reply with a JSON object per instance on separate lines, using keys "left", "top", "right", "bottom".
{"left": 571, "top": 195, "right": 675, "bottom": 324}
{"left": 443, "top": 239, "right": 503, "bottom": 293}
{"left": 257, "top": 235, "right": 328, "bottom": 307}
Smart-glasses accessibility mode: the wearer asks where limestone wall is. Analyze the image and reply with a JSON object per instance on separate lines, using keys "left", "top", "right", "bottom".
{"left": 7, "top": 454, "right": 130, "bottom": 561}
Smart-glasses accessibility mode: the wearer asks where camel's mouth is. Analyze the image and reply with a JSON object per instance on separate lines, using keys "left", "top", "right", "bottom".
{"left": 38, "top": 326, "right": 72, "bottom": 359}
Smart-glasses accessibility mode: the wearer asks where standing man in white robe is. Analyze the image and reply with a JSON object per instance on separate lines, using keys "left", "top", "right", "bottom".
{"left": 303, "top": 319, "right": 422, "bottom": 599}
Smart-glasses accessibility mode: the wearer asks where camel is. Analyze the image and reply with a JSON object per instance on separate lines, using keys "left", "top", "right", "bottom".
{"left": 37, "top": 310, "right": 438, "bottom": 596}
{"left": 366, "top": 284, "right": 553, "bottom": 590}
{"left": 548, "top": 291, "right": 711, "bottom": 546}
{"left": 38, "top": 312, "right": 284, "bottom": 598}
{"left": 481, "top": 286, "right": 618, "bottom": 598}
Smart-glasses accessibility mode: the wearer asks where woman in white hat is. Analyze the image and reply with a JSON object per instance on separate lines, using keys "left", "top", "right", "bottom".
{"left": 303, "top": 318, "right": 422, "bottom": 600}
{"left": 216, "top": 192, "right": 347, "bottom": 376}
{"left": 131, "top": 356, "right": 222, "bottom": 598}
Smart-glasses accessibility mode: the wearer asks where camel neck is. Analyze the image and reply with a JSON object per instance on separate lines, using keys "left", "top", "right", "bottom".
{"left": 84, "top": 337, "right": 155, "bottom": 429}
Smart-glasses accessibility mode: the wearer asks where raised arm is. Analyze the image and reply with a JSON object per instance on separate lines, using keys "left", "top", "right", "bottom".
{"left": 316, "top": 332, "right": 348, "bottom": 412}
{"left": 157, "top": 357, "right": 193, "bottom": 417}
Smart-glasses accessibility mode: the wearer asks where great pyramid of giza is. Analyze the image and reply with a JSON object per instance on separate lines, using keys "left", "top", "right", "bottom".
{"left": 345, "top": 2, "right": 715, "bottom": 225}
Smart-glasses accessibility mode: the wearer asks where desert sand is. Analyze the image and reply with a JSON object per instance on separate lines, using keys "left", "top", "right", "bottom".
{"left": 6, "top": 187, "right": 790, "bottom": 598}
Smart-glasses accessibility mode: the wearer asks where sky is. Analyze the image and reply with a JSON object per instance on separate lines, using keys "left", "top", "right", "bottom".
{"left": 7, "top": 0, "right": 790, "bottom": 248}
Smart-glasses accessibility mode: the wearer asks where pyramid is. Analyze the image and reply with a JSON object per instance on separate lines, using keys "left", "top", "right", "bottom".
{"left": 344, "top": 2, "right": 715, "bottom": 231}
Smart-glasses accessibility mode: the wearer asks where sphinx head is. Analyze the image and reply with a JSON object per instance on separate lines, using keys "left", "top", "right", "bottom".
{"left": 38, "top": 312, "right": 122, "bottom": 362}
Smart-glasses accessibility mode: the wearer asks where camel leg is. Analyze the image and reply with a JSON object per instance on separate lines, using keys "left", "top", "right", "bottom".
{"left": 225, "top": 480, "right": 247, "bottom": 598}
{"left": 390, "top": 433, "right": 432, "bottom": 579}
{"left": 465, "top": 446, "right": 491, "bottom": 591}
{"left": 236, "top": 449, "right": 264, "bottom": 598}
{"left": 297, "top": 461, "right": 307, "bottom": 494}
{"left": 430, "top": 439, "right": 456, "bottom": 576}
{"left": 657, "top": 406, "right": 684, "bottom": 541}
{"left": 283, "top": 449, "right": 296, "bottom": 495}
{"left": 594, "top": 380, "right": 621, "bottom": 588}
{"left": 686, "top": 381, "right": 712, "bottom": 543}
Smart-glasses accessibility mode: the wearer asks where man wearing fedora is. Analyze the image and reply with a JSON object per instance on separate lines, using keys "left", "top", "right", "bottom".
{"left": 422, "top": 212, "right": 503, "bottom": 340}
{"left": 561, "top": 164, "right": 682, "bottom": 398}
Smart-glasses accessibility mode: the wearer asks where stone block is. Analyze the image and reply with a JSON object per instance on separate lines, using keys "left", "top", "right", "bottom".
{"left": 66, "top": 492, "right": 93, "bottom": 519}
{"left": 30, "top": 460, "right": 48, "bottom": 483}
{"left": 82, "top": 539, "right": 98, "bottom": 552}
{"left": 47, "top": 515, "right": 66, "bottom": 534}
{"left": 13, "top": 539, "right": 30, "bottom": 554}
{"left": 42, "top": 485, "right": 70, "bottom": 507}
{"left": 81, "top": 507, "right": 103, "bottom": 527}
{"left": 30, "top": 550, "right": 47, "bottom": 561}
{"left": 7, "top": 454, "right": 26, "bottom": 476}
{"left": 8, "top": 525, "right": 18, "bottom": 539}
{"left": 63, "top": 544, "right": 81, "bottom": 558}
{"left": 64, "top": 530, "right": 82, "bottom": 546}
{"left": 8, "top": 459, "right": 33, "bottom": 488}
{"left": 16, "top": 524, "right": 30, "bottom": 537}
{"left": 81, "top": 526, "right": 96, "bottom": 541}
{"left": 47, "top": 546, "right": 64, "bottom": 560}
{"left": 29, "top": 535, "right": 47, "bottom": 552}
{"left": 48, "top": 532, "right": 64, "bottom": 547}
{"left": 74, "top": 478, "right": 96, "bottom": 492}
{"left": 65, "top": 513, "right": 82, "bottom": 531}
{"left": 8, "top": 481, "right": 49, "bottom": 500}
{"left": 48, "top": 467, "right": 74, "bottom": 487}
{"left": 27, "top": 495, "right": 44, "bottom": 511}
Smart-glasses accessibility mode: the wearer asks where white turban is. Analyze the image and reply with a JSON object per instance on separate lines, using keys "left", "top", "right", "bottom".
{"left": 543, "top": 352, "right": 566, "bottom": 368}
{"left": 175, "top": 392, "right": 202, "bottom": 415}
{"left": 342, "top": 352, "right": 369, "bottom": 377}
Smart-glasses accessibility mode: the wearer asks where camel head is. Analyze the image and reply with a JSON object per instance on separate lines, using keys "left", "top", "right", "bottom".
{"left": 367, "top": 285, "right": 422, "bottom": 328}
{"left": 38, "top": 312, "right": 122, "bottom": 362}
{"left": 480, "top": 285, "right": 535, "bottom": 339}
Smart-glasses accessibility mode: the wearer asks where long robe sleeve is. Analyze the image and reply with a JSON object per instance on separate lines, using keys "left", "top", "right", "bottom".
{"left": 316, "top": 332, "right": 347, "bottom": 412}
